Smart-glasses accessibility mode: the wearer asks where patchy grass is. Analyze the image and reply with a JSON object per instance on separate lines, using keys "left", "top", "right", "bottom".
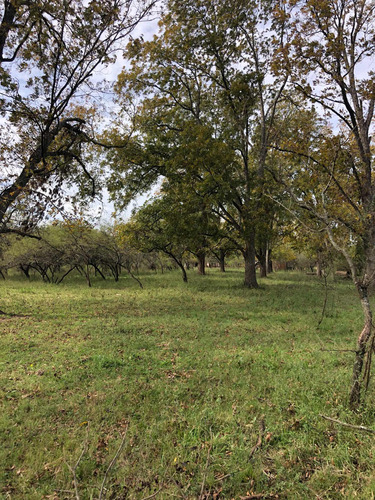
{"left": 1, "top": 269, "right": 374, "bottom": 499}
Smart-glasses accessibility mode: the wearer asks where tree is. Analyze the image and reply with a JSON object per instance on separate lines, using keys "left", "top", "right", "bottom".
{"left": 108, "top": 0, "right": 292, "bottom": 288}
{"left": 276, "top": 0, "right": 375, "bottom": 406}
{"left": 208, "top": 225, "right": 238, "bottom": 272}
{"left": 0, "top": 0, "right": 156, "bottom": 235}
{"left": 119, "top": 197, "right": 191, "bottom": 282}
{"left": 2, "top": 225, "right": 70, "bottom": 283}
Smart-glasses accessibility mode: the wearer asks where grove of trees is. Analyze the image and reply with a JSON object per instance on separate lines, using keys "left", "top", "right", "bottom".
{"left": 2, "top": 0, "right": 375, "bottom": 408}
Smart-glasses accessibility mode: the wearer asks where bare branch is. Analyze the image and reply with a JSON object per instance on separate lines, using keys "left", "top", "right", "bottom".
{"left": 320, "top": 414, "right": 375, "bottom": 434}
{"left": 98, "top": 423, "right": 129, "bottom": 500}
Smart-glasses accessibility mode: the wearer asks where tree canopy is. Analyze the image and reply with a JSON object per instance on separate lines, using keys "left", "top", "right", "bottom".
{"left": 0, "top": 0, "right": 156, "bottom": 234}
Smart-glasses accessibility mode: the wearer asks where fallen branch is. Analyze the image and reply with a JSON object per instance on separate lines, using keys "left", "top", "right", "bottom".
{"left": 249, "top": 416, "right": 265, "bottom": 460}
{"left": 98, "top": 423, "right": 129, "bottom": 500}
{"left": 320, "top": 415, "right": 375, "bottom": 434}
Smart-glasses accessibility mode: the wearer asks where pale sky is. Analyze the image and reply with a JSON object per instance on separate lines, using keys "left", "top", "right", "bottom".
{"left": 89, "top": 16, "right": 160, "bottom": 226}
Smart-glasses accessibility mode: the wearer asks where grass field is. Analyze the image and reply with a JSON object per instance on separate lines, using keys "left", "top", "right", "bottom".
{"left": 1, "top": 269, "right": 375, "bottom": 499}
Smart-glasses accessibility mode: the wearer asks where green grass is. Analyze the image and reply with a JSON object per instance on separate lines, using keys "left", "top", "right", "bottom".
{"left": 1, "top": 269, "right": 375, "bottom": 499}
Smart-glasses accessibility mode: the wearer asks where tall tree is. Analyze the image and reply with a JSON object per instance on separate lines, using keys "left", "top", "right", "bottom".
{"left": 109, "top": 0, "right": 291, "bottom": 287}
{"left": 278, "top": 0, "right": 375, "bottom": 407}
{"left": 0, "top": 0, "right": 156, "bottom": 235}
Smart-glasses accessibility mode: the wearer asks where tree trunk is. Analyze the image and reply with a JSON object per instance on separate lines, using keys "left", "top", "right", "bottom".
{"left": 219, "top": 249, "right": 225, "bottom": 272}
{"left": 165, "top": 251, "right": 188, "bottom": 282}
{"left": 112, "top": 265, "right": 119, "bottom": 282}
{"left": 158, "top": 256, "right": 164, "bottom": 273}
{"left": 349, "top": 283, "right": 373, "bottom": 409}
{"left": 20, "top": 265, "right": 30, "bottom": 279}
{"left": 57, "top": 266, "right": 76, "bottom": 284}
{"left": 85, "top": 265, "right": 92, "bottom": 287}
{"left": 197, "top": 251, "right": 206, "bottom": 275}
{"left": 266, "top": 249, "right": 273, "bottom": 274}
{"left": 181, "top": 264, "right": 188, "bottom": 282}
{"left": 316, "top": 251, "right": 323, "bottom": 277}
{"left": 92, "top": 264, "right": 106, "bottom": 280}
{"left": 258, "top": 251, "right": 267, "bottom": 278}
{"left": 243, "top": 238, "right": 258, "bottom": 288}
{"left": 124, "top": 267, "right": 143, "bottom": 288}
{"left": 316, "top": 260, "right": 322, "bottom": 277}
{"left": 174, "top": 260, "right": 188, "bottom": 282}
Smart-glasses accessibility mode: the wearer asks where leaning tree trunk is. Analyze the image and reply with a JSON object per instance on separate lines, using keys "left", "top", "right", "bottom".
{"left": 243, "top": 237, "right": 258, "bottom": 288}
{"left": 165, "top": 251, "right": 188, "bottom": 283}
{"left": 84, "top": 265, "right": 92, "bottom": 287}
{"left": 19, "top": 265, "right": 30, "bottom": 279}
{"left": 347, "top": 220, "right": 375, "bottom": 408}
{"left": 349, "top": 282, "right": 374, "bottom": 409}
{"left": 327, "top": 227, "right": 375, "bottom": 409}
{"left": 177, "top": 261, "right": 188, "bottom": 282}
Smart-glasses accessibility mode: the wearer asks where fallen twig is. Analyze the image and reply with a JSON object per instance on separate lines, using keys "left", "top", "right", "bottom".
{"left": 199, "top": 441, "right": 212, "bottom": 500}
{"left": 66, "top": 433, "right": 89, "bottom": 500}
{"left": 98, "top": 423, "right": 129, "bottom": 500}
{"left": 214, "top": 472, "right": 233, "bottom": 482}
{"left": 319, "top": 348, "right": 356, "bottom": 353}
{"left": 320, "top": 414, "right": 375, "bottom": 434}
{"left": 240, "top": 494, "right": 278, "bottom": 499}
{"left": 141, "top": 487, "right": 163, "bottom": 500}
{"left": 0, "top": 311, "right": 29, "bottom": 318}
{"left": 249, "top": 416, "right": 265, "bottom": 460}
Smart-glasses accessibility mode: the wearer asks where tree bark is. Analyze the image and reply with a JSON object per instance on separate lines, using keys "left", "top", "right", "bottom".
{"left": 181, "top": 264, "right": 188, "bottom": 282}
{"left": 258, "top": 242, "right": 272, "bottom": 277}
{"left": 266, "top": 249, "right": 273, "bottom": 274}
{"left": 57, "top": 266, "right": 76, "bottom": 284}
{"left": 243, "top": 238, "right": 258, "bottom": 288}
{"left": 197, "top": 251, "right": 206, "bottom": 275}
{"left": 219, "top": 249, "right": 225, "bottom": 272}
{"left": 165, "top": 251, "right": 188, "bottom": 282}
{"left": 316, "top": 260, "right": 322, "bottom": 277}
{"left": 158, "top": 256, "right": 164, "bottom": 273}
{"left": 19, "top": 265, "right": 30, "bottom": 279}
{"left": 258, "top": 250, "right": 267, "bottom": 278}
{"left": 316, "top": 251, "right": 323, "bottom": 277}
{"left": 327, "top": 227, "right": 375, "bottom": 409}
{"left": 92, "top": 264, "right": 106, "bottom": 280}
{"left": 85, "top": 265, "right": 91, "bottom": 287}
{"left": 349, "top": 283, "right": 374, "bottom": 409}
